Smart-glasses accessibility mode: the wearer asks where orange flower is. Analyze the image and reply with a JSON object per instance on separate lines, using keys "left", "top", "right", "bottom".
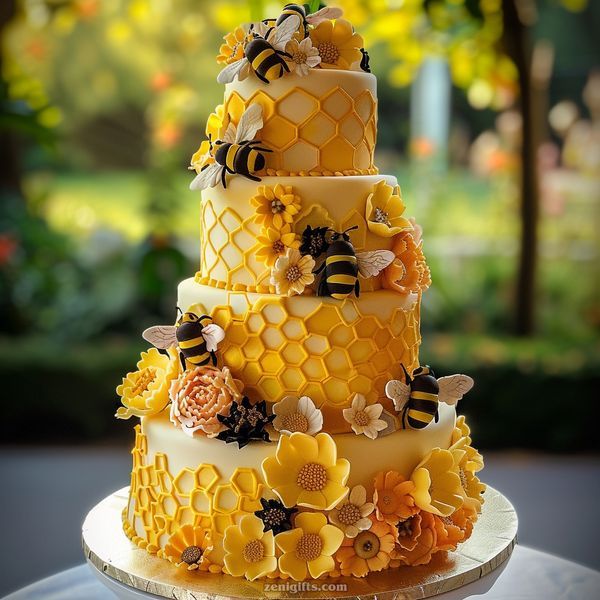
{"left": 373, "top": 471, "right": 417, "bottom": 525}
{"left": 390, "top": 511, "right": 437, "bottom": 567}
{"left": 217, "top": 26, "right": 251, "bottom": 65}
{"left": 169, "top": 366, "right": 243, "bottom": 437}
{"left": 382, "top": 231, "right": 431, "bottom": 295}
{"left": 335, "top": 516, "right": 396, "bottom": 577}
{"left": 432, "top": 515, "right": 464, "bottom": 552}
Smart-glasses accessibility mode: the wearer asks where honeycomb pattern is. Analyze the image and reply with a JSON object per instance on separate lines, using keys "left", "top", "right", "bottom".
{"left": 187, "top": 293, "right": 421, "bottom": 430}
{"left": 222, "top": 86, "right": 377, "bottom": 175}
{"left": 123, "top": 426, "right": 264, "bottom": 572}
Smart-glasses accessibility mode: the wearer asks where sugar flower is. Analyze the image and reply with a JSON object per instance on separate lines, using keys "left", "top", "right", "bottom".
{"left": 285, "top": 37, "right": 321, "bottom": 76}
{"left": 390, "top": 511, "right": 437, "bottom": 567}
{"left": 410, "top": 448, "right": 464, "bottom": 517}
{"left": 373, "top": 470, "right": 418, "bottom": 524}
{"left": 432, "top": 514, "right": 465, "bottom": 552}
{"left": 169, "top": 365, "right": 243, "bottom": 438}
{"left": 223, "top": 514, "right": 277, "bottom": 580}
{"left": 451, "top": 415, "right": 484, "bottom": 473}
{"left": 342, "top": 394, "right": 388, "bottom": 439}
{"left": 217, "top": 26, "right": 251, "bottom": 65}
{"left": 273, "top": 395, "right": 323, "bottom": 435}
{"left": 254, "top": 498, "right": 297, "bottom": 535}
{"left": 251, "top": 184, "right": 302, "bottom": 231}
{"left": 365, "top": 180, "right": 413, "bottom": 238}
{"left": 382, "top": 230, "right": 431, "bottom": 295}
{"left": 328, "top": 485, "right": 374, "bottom": 538}
{"left": 335, "top": 516, "right": 396, "bottom": 577}
{"left": 270, "top": 248, "right": 315, "bottom": 296}
{"left": 309, "top": 19, "right": 363, "bottom": 71}
{"left": 163, "top": 525, "right": 212, "bottom": 571}
{"left": 116, "top": 347, "right": 179, "bottom": 420}
{"left": 450, "top": 443, "right": 486, "bottom": 512}
{"left": 262, "top": 432, "right": 350, "bottom": 510}
{"left": 275, "top": 512, "right": 343, "bottom": 581}
{"left": 190, "top": 105, "right": 228, "bottom": 173}
{"left": 256, "top": 226, "right": 301, "bottom": 267}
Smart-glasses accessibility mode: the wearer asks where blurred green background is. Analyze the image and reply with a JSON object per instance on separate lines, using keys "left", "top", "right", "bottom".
{"left": 1, "top": 0, "right": 598, "bottom": 450}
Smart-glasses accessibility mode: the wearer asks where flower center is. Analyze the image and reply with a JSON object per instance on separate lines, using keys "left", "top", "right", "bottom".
{"left": 272, "top": 240, "right": 285, "bottom": 255}
{"left": 379, "top": 491, "right": 398, "bottom": 513}
{"left": 296, "top": 462, "right": 327, "bottom": 491}
{"left": 296, "top": 533, "right": 322, "bottom": 561}
{"left": 271, "top": 199, "right": 284, "bottom": 214}
{"left": 228, "top": 42, "right": 244, "bottom": 63}
{"left": 131, "top": 367, "right": 156, "bottom": 396}
{"left": 286, "top": 265, "right": 302, "bottom": 282}
{"left": 374, "top": 207, "right": 391, "bottom": 226}
{"left": 262, "top": 507, "right": 287, "bottom": 528}
{"left": 292, "top": 51, "right": 307, "bottom": 65}
{"left": 397, "top": 517, "right": 415, "bottom": 538}
{"left": 318, "top": 41, "right": 340, "bottom": 64}
{"left": 281, "top": 411, "right": 309, "bottom": 433}
{"left": 242, "top": 539, "right": 265, "bottom": 563}
{"left": 337, "top": 502, "right": 362, "bottom": 526}
{"left": 180, "top": 545, "right": 203, "bottom": 565}
{"left": 459, "top": 468, "right": 468, "bottom": 490}
{"left": 353, "top": 531, "right": 380, "bottom": 559}
{"left": 354, "top": 410, "right": 370, "bottom": 427}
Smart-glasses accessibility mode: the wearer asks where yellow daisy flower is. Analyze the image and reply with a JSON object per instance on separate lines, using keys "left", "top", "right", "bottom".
{"left": 217, "top": 26, "right": 251, "bottom": 65}
{"left": 251, "top": 184, "right": 302, "bottom": 231}
{"left": 115, "top": 347, "right": 179, "bottom": 420}
{"left": 163, "top": 525, "right": 212, "bottom": 571}
{"left": 275, "top": 512, "right": 343, "bottom": 581}
{"left": 256, "top": 226, "right": 301, "bottom": 267}
{"left": 410, "top": 448, "right": 464, "bottom": 517}
{"left": 309, "top": 19, "right": 363, "bottom": 70}
{"left": 223, "top": 515, "right": 277, "bottom": 581}
{"left": 365, "top": 180, "right": 413, "bottom": 238}
{"left": 261, "top": 432, "right": 350, "bottom": 510}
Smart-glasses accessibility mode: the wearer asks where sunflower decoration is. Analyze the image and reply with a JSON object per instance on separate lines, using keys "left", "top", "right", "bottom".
{"left": 255, "top": 498, "right": 298, "bottom": 535}
{"left": 217, "top": 25, "right": 252, "bottom": 65}
{"left": 335, "top": 515, "right": 396, "bottom": 577}
{"left": 275, "top": 512, "right": 344, "bottom": 581}
{"left": 251, "top": 184, "right": 302, "bottom": 231}
{"left": 365, "top": 180, "right": 413, "bottom": 238}
{"left": 162, "top": 525, "right": 212, "bottom": 571}
{"left": 261, "top": 432, "right": 350, "bottom": 510}
{"left": 115, "top": 347, "right": 179, "bottom": 420}
{"left": 270, "top": 248, "right": 316, "bottom": 296}
{"left": 216, "top": 396, "right": 274, "bottom": 448}
{"left": 222, "top": 514, "right": 277, "bottom": 581}
{"left": 309, "top": 19, "right": 363, "bottom": 70}
{"left": 256, "top": 226, "right": 301, "bottom": 268}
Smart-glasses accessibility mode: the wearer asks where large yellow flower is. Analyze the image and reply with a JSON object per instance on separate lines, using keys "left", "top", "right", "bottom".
{"left": 451, "top": 415, "right": 484, "bottom": 474}
{"left": 223, "top": 514, "right": 277, "bottom": 580}
{"left": 115, "top": 347, "right": 179, "bottom": 420}
{"left": 251, "top": 184, "right": 302, "bottom": 231}
{"left": 275, "top": 512, "right": 343, "bottom": 580}
{"left": 450, "top": 443, "right": 486, "bottom": 512}
{"left": 190, "top": 105, "right": 228, "bottom": 173}
{"left": 410, "top": 448, "right": 464, "bottom": 517}
{"left": 256, "top": 226, "right": 301, "bottom": 267}
{"left": 365, "top": 180, "right": 413, "bottom": 238}
{"left": 217, "top": 26, "right": 251, "bottom": 65}
{"left": 162, "top": 525, "right": 212, "bottom": 571}
{"left": 309, "top": 19, "right": 363, "bottom": 70}
{"left": 262, "top": 432, "right": 350, "bottom": 510}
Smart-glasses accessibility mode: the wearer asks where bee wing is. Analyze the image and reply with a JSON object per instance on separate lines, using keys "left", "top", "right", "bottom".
{"left": 142, "top": 325, "right": 177, "bottom": 349}
{"left": 189, "top": 163, "right": 224, "bottom": 191}
{"left": 268, "top": 15, "right": 301, "bottom": 50}
{"left": 356, "top": 250, "right": 395, "bottom": 278}
{"left": 201, "top": 323, "right": 226, "bottom": 353}
{"left": 222, "top": 123, "right": 237, "bottom": 144}
{"left": 437, "top": 375, "right": 474, "bottom": 406}
{"left": 306, "top": 7, "right": 343, "bottom": 24}
{"left": 234, "top": 103, "right": 263, "bottom": 142}
{"left": 217, "top": 58, "right": 248, "bottom": 84}
{"left": 385, "top": 379, "right": 410, "bottom": 412}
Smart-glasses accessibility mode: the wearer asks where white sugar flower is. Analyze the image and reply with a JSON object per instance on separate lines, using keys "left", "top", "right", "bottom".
{"left": 272, "top": 395, "right": 323, "bottom": 435}
{"left": 270, "top": 248, "right": 315, "bottom": 296}
{"left": 342, "top": 394, "right": 388, "bottom": 439}
{"left": 329, "top": 485, "right": 375, "bottom": 538}
{"left": 285, "top": 37, "right": 321, "bottom": 77}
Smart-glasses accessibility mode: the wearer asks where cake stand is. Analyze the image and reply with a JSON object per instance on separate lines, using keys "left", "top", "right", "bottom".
{"left": 82, "top": 486, "right": 517, "bottom": 600}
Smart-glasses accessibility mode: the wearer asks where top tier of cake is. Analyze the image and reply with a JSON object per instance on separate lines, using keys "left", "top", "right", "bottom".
{"left": 223, "top": 69, "right": 378, "bottom": 175}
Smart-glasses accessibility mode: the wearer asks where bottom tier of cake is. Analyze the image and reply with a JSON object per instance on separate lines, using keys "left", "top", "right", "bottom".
{"left": 123, "top": 406, "right": 486, "bottom": 580}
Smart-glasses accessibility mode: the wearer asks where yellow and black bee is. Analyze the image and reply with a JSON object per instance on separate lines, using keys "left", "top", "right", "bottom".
{"left": 314, "top": 226, "right": 395, "bottom": 300}
{"left": 276, "top": 4, "right": 344, "bottom": 38}
{"left": 385, "top": 366, "right": 475, "bottom": 430}
{"left": 142, "top": 306, "right": 225, "bottom": 371}
{"left": 190, "top": 104, "right": 271, "bottom": 190}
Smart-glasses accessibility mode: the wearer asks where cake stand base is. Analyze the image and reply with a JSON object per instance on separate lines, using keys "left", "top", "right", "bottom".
{"left": 82, "top": 486, "right": 517, "bottom": 600}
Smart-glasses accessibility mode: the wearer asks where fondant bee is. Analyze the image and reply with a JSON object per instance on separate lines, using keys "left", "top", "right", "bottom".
{"left": 360, "top": 48, "right": 371, "bottom": 73}
{"left": 189, "top": 104, "right": 271, "bottom": 190}
{"left": 385, "top": 366, "right": 474, "bottom": 431}
{"left": 274, "top": 4, "right": 344, "bottom": 38}
{"left": 143, "top": 308, "right": 225, "bottom": 371}
{"left": 314, "top": 226, "right": 395, "bottom": 300}
{"left": 217, "top": 17, "right": 298, "bottom": 85}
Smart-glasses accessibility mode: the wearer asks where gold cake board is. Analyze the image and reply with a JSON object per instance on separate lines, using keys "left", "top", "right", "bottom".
{"left": 82, "top": 486, "right": 517, "bottom": 599}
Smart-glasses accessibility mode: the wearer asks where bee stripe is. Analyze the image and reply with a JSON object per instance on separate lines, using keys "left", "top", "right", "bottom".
{"left": 408, "top": 398, "right": 438, "bottom": 413}
{"left": 247, "top": 150, "right": 257, "bottom": 172}
{"left": 265, "top": 63, "right": 282, "bottom": 81}
{"left": 407, "top": 415, "right": 431, "bottom": 429}
{"left": 326, "top": 254, "right": 357, "bottom": 265}
{"left": 328, "top": 274, "right": 356, "bottom": 285}
{"left": 187, "top": 352, "right": 210, "bottom": 364}
{"left": 410, "top": 391, "right": 438, "bottom": 401}
{"left": 225, "top": 145, "right": 239, "bottom": 172}
{"left": 331, "top": 292, "right": 351, "bottom": 300}
{"left": 178, "top": 336, "right": 205, "bottom": 349}
{"left": 252, "top": 49, "right": 273, "bottom": 71}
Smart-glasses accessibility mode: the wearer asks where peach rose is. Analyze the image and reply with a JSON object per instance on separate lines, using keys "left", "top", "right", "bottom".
{"left": 169, "top": 366, "right": 242, "bottom": 437}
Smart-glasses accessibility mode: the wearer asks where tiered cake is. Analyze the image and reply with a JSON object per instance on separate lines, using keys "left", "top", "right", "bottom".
{"left": 116, "top": 5, "right": 485, "bottom": 582}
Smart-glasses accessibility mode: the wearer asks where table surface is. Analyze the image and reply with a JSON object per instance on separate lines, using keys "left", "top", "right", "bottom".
{"left": 3, "top": 546, "right": 600, "bottom": 600}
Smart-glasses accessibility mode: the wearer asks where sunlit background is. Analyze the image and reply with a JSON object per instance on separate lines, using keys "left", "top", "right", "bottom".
{"left": 1, "top": 0, "right": 599, "bottom": 594}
